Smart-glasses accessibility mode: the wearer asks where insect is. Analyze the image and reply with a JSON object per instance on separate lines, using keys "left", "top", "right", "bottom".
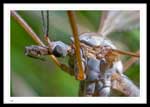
{"left": 12, "top": 10, "right": 140, "bottom": 97}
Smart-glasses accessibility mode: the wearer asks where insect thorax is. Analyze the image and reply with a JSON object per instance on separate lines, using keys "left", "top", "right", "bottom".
{"left": 69, "top": 33, "right": 122, "bottom": 82}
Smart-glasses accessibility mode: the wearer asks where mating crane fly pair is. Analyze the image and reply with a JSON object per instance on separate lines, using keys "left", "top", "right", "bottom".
{"left": 23, "top": 11, "right": 140, "bottom": 96}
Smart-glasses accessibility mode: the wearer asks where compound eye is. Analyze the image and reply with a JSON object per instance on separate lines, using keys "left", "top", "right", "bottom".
{"left": 52, "top": 45, "right": 63, "bottom": 57}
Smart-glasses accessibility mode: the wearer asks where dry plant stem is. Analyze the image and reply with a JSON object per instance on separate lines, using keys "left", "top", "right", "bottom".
{"left": 11, "top": 11, "right": 73, "bottom": 74}
{"left": 111, "top": 73, "right": 140, "bottom": 96}
{"left": 123, "top": 50, "right": 139, "bottom": 72}
{"left": 67, "top": 11, "right": 84, "bottom": 80}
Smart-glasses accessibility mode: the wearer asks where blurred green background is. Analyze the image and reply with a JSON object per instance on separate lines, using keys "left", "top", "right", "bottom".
{"left": 11, "top": 11, "right": 139, "bottom": 96}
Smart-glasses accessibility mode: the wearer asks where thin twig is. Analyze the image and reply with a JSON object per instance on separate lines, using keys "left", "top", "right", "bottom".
{"left": 11, "top": 11, "right": 73, "bottom": 74}
{"left": 123, "top": 50, "right": 139, "bottom": 72}
{"left": 67, "top": 11, "right": 84, "bottom": 80}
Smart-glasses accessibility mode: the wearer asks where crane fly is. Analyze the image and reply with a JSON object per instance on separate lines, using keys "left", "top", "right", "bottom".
{"left": 12, "top": 10, "right": 140, "bottom": 96}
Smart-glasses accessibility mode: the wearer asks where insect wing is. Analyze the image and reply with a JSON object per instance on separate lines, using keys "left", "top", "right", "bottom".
{"left": 98, "top": 11, "right": 140, "bottom": 37}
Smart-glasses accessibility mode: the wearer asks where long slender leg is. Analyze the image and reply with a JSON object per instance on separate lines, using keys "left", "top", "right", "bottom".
{"left": 78, "top": 80, "right": 86, "bottom": 96}
{"left": 123, "top": 50, "right": 139, "bottom": 72}
{"left": 67, "top": 11, "right": 85, "bottom": 80}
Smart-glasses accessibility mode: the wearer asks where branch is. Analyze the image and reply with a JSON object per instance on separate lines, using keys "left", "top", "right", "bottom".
{"left": 111, "top": 73, "right": 140, "bottom": 96}
{"left": 11, "top": 11, "right": 73, "bottom": 75}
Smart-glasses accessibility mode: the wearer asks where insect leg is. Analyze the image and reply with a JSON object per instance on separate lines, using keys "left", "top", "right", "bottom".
{"left": 74, "top": 59, "right": 86, "bottom": 80}
{"left": 78, "top": 80, "right": 86, "bottom": 96}
{"left": 67, "top": 11, "right": 85, "bottom": 80}
{"left": 85, "top": 81, "right": 96, "bottom": 96}
{"left": 96, "top": 80, "right": 111, "bottom": 96}
{"left": 123, "top": 50, "right": 139, "bottom": 72}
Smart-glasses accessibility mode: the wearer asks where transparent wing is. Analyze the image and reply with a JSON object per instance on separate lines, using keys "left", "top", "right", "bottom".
{"left": 77, "top": 23, "right": 92, "bottom": 35}
{"left": 98, "top": 11, "right": 140, "bottom": 37}
{"left": 75, "top": 12, "right": 93, "bottom": 35}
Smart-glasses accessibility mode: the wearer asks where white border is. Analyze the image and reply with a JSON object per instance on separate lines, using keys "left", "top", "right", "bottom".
{"left": 4, "top": 4, "right": 147, "bottom": 104}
